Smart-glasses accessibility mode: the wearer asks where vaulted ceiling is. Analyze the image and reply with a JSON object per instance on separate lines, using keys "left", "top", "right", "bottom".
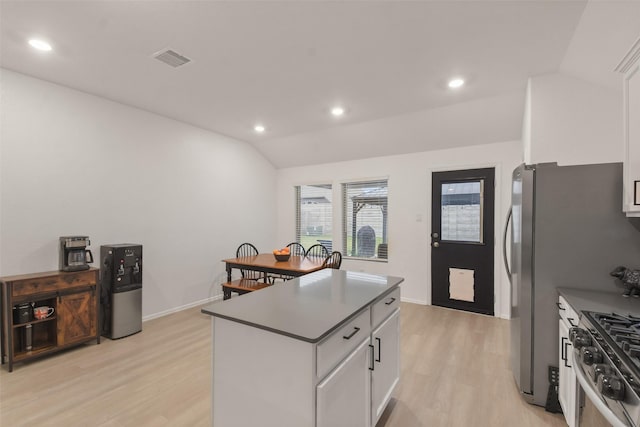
{"left": 2, "top": 1, "right": 639, "bottom": 168}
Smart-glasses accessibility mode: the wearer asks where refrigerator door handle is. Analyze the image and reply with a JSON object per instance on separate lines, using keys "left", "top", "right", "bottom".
{"left": 502, "top": 207, "right": 512, "bottom": 282}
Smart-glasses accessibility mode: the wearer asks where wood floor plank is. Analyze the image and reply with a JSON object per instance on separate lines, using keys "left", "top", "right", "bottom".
{"left": 0, "top": 302, "right": 566, "bottom": 426}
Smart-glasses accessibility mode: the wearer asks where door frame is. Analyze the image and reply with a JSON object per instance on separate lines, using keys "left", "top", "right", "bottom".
{"left": 426, "top": 161, "right": 506, "bottom": 318}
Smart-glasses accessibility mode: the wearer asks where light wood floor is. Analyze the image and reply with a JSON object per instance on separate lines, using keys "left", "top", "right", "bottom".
{"left": 0, "top": 302, "right": 566, "bottom": 427}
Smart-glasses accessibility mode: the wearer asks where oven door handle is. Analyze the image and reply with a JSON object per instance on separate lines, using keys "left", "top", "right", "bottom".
{"left": 572, "top": 351, "right": 630, "bottom": 427}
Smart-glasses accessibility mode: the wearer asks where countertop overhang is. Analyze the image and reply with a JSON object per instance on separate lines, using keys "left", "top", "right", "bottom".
{"left": 202, "top": 269, "right": 404, "bottom": 343}
{"left": 558, "top": 287, "right": 640, "bottom": 318}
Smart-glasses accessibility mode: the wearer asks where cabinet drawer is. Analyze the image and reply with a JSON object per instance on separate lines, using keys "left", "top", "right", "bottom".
{"left": 558, "top": 296, "right": 579, "bottom": 327}
{"left": 317, "top": 308, "right": 371, "bottom": 380}
{"left": 372, "top": 287, "right": 400, "bottom": 329}
{"left": 12, "top": 270, "right": 97, "bottom": 298}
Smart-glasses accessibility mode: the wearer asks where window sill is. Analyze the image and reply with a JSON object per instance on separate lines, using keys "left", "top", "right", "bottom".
{"left": 343, "top": 256, "right": 388, "bottom": 263}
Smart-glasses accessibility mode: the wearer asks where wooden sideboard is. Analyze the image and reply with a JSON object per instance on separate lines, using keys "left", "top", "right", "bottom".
{"left": 1, "top": 268, "right": 100, "bottom": 372}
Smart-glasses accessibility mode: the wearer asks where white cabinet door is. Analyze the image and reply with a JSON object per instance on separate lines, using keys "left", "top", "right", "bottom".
{"left": 558, "top": 318, "right": 577, "bottom": 427}
{"left": 371, "top": 309, "right": 400, "bottom": 425}
{"left": 317, "top": 338, "right": 371, "bottom": 427}
{"left": 620, "top": 39, "right": 640, "bottom": 216}
{"left": 625, "top": 61, "right": 640, "bottom": 216}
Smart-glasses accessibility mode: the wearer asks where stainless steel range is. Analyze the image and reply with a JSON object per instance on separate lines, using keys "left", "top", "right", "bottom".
{"left": 572, "top": 311, "right": 640, "bottom": 427}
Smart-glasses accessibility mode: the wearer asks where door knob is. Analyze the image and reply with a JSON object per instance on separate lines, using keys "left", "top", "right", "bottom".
{"left": 433, "top": 242, "right": 440, "bottom": 248}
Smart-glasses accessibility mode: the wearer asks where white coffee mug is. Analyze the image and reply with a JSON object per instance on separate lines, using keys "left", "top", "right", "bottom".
{"left": 34, "top": 306, "right": 54, "bottom": 320}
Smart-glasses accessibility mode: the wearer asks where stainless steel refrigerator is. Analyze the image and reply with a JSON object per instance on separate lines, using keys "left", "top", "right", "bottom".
{"left": 505, "top": 162, "right": 640, "bottom": 406}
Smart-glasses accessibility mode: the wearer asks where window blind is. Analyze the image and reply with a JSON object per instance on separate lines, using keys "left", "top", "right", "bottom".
{"left": 295, "top": 184, "right": 333, "bottom": 251}
{"left": 342, "top": 180, "right": 388, "bottom": 259}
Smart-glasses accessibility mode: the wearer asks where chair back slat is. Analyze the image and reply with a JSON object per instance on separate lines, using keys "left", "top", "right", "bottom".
{"left": 236, "top": 243, "right": 261, "bottom": 280}
{"left": 236, "top": 243, "right": 258, "bottom": 258}
{"left": 322, "top": 251, "right": 342, "bottom": 269}
{"left": 286, "top": 242, "right": 306, "bottom": 256}
{"left": 306, "top": 244, "right": 329, "bottom": 259}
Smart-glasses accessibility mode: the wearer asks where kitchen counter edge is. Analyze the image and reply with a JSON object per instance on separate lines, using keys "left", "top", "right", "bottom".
{"left": 557, "top": 286, "right": 640, "bottom": 318}
{"left": 202, "top": 273, "right": 403, "bottom": 344}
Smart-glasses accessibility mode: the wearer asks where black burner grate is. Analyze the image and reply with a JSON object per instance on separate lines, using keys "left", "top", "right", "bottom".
{"left": 584, "top": 311, "right": 640, "bottom": 394}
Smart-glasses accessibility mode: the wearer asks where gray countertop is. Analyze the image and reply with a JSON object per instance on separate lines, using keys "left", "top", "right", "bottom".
{"left": 558, "top": 287, "right": 640, "bottom": 318}
{"left": 201, "top": 269, "right": 404, "bottom": 343}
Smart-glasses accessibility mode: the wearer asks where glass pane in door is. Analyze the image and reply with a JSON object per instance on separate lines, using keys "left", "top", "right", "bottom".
{"left": 440, "top": 180, "right": 484, "bottom": 243}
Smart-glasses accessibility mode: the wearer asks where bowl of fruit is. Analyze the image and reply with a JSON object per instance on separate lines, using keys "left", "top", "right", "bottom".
{"left": 273, "top": 247, "right": 291, "bottom": 262}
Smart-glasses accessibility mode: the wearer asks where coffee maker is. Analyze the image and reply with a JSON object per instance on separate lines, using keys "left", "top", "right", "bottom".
{"left": 59, "top": 236, "right": 94, "bottom": 272}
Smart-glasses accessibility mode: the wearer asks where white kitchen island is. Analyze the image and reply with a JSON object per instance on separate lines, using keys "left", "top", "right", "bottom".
{"left": 201, "top": 269, "right": 403, "bottom": 427}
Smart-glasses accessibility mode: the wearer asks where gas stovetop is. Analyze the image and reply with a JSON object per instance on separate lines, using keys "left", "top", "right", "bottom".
{"left": 585, "top": 312, "right": 640, "bottom": 385}
{"left": 573, "top": 311, "right": 640, "bottom": 426}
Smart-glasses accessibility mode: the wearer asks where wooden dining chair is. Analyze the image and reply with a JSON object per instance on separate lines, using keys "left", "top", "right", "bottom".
{"left": 306, "top": 244, "right": 329, "bottom": 259}
{"left": 236, "top": 242, "right": 262, "bottom": 281}
{"left": 322, "top": 251, "right": 342, "bottom": 270}
{"left": 286, "top": 242, "right": 306, "bottom": 256}
{"left": 269, "top": 242, "right": 307, "bottom": 284}
{"left": 222, "top": 243, "right": 268, "bottom": 299}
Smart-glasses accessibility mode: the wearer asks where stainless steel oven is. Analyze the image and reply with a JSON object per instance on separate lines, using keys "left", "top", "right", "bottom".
{"left": 574, "top": 352, "right": 631, "bottom": 426}
{"left": 571, "top": 311, "right": 640, "bottom": 427}
{"left": 579, "top": 398, "right": 616, "bottom": 427}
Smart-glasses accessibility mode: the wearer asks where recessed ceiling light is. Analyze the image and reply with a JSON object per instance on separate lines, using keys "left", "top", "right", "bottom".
{"left": 448, "top": 78, "right": 465, "bottom": 89}
{"left": 331, "top": 106, "right": 345, "bottom": 117}
{"left": 254, "top": 124, "right": 265, "bottom": 133}
{"left": 28, "top": 39, "right": 52, "bottom": 51}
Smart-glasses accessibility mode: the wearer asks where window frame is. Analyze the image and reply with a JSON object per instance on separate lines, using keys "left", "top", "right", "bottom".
{"left": 341, "top": 178, "right": 389, "bottom": 262}
{"left": 294, "top": 183, "right": 334, "bottom": 252}
{"left": 439, "top": 178, "right": 485, "bottom": 244}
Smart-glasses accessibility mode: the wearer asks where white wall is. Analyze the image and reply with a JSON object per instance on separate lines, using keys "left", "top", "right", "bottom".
{"left": 522, "top": 79, "right": 533, "bottom": 164}
{"left": 527, "top": 72, "right": 623, "bottom": 165}
{"left": 276, "top": 141, "right": 522, "bottom": 319}
{"left": 0, "top": 69, "right": 277, "bottom": 318}
{"left": 3, "top": 67, "right": 620, "bottom": 321}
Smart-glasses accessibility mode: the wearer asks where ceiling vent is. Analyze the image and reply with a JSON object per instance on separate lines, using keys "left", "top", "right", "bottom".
{"left": 153, "top": 49, "right": 191, "bottom": 68}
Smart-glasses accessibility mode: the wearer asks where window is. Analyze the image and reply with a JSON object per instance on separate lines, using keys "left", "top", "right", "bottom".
{"left": 342, "top": 180, "right": 388, "bottom": 260}
{"left": 295, "top": 184, "right": 333, "bottom": 251}
{"left": 440, "top": 180, "right": 484, "bottom": 243}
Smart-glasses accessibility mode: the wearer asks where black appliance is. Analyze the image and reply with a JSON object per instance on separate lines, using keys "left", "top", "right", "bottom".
{"left": 13, "top": 302, "right": 32, "bottom": 324}
{"left": 100, "top": 244, "right": 142, "bottom": 339}
{"left": 572, "top": 311, "right": 640, "bottom": 426}
{"left": 59, "top": 236, "right": 93, "bottom": 272}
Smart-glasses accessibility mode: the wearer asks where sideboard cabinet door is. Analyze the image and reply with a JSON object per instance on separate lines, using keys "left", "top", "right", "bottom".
{"left": 57, "top": 289, "right": 97, "bottom": 346}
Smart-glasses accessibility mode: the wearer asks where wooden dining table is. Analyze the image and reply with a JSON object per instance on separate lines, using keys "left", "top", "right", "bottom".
{"left": 223, "top": 253, "right": 326, "bottom": 283}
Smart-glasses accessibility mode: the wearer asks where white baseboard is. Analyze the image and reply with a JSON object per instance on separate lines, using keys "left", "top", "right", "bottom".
{"left": 401, "top": 297, "right": 427, "bottom": 305}
{"left": 400, "top": 297, "right": 510, "bottom": 319}
{"left": 140, "top": 295, "right": 508, "bottom": 322}
{"left": 142, "top": 295, "right": 222, "bottom": 322}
